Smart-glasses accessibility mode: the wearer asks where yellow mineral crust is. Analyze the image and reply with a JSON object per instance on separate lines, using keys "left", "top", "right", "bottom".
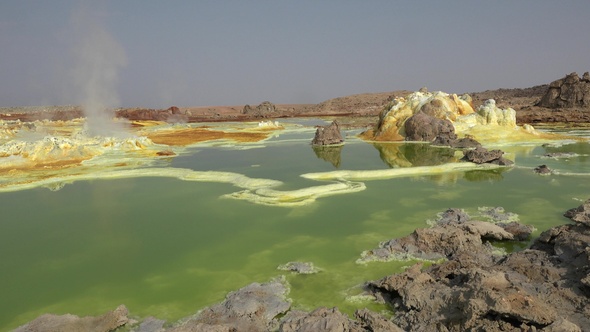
{"left": 361, "top": 91, "right": 474, "bottom": 141}
{"left": 360, "top": 90, "right": 574, "bottom": 144}
{"left": 0, "top": 127, "right": 157, "bottom": 172}
{"left": 145, "top": 127, "right": 271, "bottom": 146}
{"left": 301, "top": 162, "right": 503, "bottom": 182}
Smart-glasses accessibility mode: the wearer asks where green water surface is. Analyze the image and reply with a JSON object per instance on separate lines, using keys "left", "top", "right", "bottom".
{"left": 1, "top": 121, "right": 589, "bottom": 330}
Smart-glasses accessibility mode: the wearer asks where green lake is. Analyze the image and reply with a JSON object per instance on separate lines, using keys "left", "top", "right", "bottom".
{"left": 1, "top": 119, "right": 589, "bottom": 330}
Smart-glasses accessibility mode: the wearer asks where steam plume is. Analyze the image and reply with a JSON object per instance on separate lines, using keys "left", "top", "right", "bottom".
{"left": 68, "top": 3, "right": 127, "bottom": 136}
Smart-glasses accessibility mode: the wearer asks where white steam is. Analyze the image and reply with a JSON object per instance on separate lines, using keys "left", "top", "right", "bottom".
{"left": 68, "top": 4, "right": 127, "bottom": 137}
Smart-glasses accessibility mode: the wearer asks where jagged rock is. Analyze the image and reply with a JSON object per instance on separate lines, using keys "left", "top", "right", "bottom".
{"left": 168, "top": 277, "right": 290, "bottom": 332}
{"left": 363, "top": 202, "right": 590, "bottom": 331}
{"left": 462, "top": 146, "right": 513, "bottom": 165}
{"left": 279, "top": 307, "right": 360, "bottom": 332}
{"left": 277, "top": 261, "right": 320, "bottom": 274}
{"left": 436, "top": 208, "right": 471, "bottom": 224}
{"left": 135, "top": 316, "right": 166, "bottom": 332}
{"left": 534, "top": 164, "right": 552, "bottom": 175}
{"left": 358, "top": 208, "right": 530, "bottom": 263}
{"left": 563, "top": 198, "right": 590, "bottom": 226}
{"left": 354, "top": 309, "right": 404, "bottom": 332}
{"left": 498, "top": 222, "right": 534, "bottom": 241}
{"left": 242, "top": 101, "right": 277, "bottom": 117}
{"left": 279, "top": 307, "right": 403, "bottom": 332}
{"left": 14, "top": 305, "right": 129, "bottom": 332}
{"left": 115, "top": 107, "right": 188, "bottom": 123}
{"left": 404, "top": 111, "right": 457, "bottom": 142}
{"left": 537, "top": 72, "right": 590, "bottom": 108}
{"left": 311, "top": 120, "right": 343, "bottom": 145}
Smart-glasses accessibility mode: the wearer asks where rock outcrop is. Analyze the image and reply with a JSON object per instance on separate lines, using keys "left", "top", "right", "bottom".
{"left": 563, "top": 198, "right": 590, "bottom": 226}
{"left": 361, "top": 90, "right": 554, "bottom": 144}
{"left": 364, "top": 202, "right": 590, "bottom": 331}
{"left": 311, "top": 120, "right": 343, "bottom": 145}
{"left": 404, "top": 111, "right": 456, "bottom": 142}
{"left": 358, "top": 207, "right": 531, "bottom": 263}
{"left": 277, "top": 261, "right": 321, "bottom": 274}
{"left": 243, "top": 101, "right": 277, "bottom": 117}
{"left": 168, "top": 277, "right": 291, "bottom": 332}
{"left": 534, "top": 164, "right": 552, "bottom": 175}
{"left": 462, "top": 146, "right": 514, "bottom": 165}
{"left": 537, "top": 72, "right": 590, "bottom": 108}
{"left": 279, "top": 307, "right": 404, "bottom": 332}
{"left": 116, "top": 106, "right": 188, "bottom": 123}
{"left": 361, "top": 91, "right": 474, "bottom": 141}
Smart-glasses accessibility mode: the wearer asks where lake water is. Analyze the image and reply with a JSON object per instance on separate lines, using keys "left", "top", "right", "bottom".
{"left": 1, "top": 119, "right": 589, "bottom": 330}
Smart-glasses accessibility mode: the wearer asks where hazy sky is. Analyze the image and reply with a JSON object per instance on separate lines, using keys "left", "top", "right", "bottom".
{"left": 2, "top": 1, "right": 589, "bottom": 108}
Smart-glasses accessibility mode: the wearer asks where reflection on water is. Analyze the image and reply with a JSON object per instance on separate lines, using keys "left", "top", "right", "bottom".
{"left": 0, "top": 120, "right": 589, "bottom": 330}
{"left": 372, "top": 142, "right": 457, "bottom": 168}
{"left": 311, "top": 145, "right": 343, "bottom": 168}
{"left": 463, "top": 168, "right": 508, "bottom": 182}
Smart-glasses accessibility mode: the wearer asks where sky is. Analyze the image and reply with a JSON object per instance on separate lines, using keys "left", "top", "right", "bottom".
{"left": 1, "top": 1, "right": 590, "bottom": 108}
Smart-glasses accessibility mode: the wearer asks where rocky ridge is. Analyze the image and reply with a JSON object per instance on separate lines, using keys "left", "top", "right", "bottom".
{"left": 3, "top": 72, "right": 590, "bottom": 126}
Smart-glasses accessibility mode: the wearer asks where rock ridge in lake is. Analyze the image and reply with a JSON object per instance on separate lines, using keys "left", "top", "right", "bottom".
{"left": 363, "top": 202, "right": 590, "bottom": 331}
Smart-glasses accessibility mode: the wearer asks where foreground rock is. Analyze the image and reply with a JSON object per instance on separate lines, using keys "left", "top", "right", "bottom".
{"left": 364, "top": 202, "right": 590, "bottom": 331}
{"left": 563, "top": 198, "right": 590, "bottom": 226}
{"left": 280, "top": 307, "right": 403, "bottom": 332}
{"left": 169, "top": 277, "right": 290, "bottom": 332}
{"left": 14, "top": 305, "right": 128, "bottom": 332}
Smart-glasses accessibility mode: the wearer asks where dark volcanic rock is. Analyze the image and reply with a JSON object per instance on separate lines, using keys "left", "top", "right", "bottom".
{"left": 564, "top": 198, "right": 590, "bottom": 226}
{"left": 462, "top": 146, "right": 513, "bottom": 165}
{"left": 537, "top": 72, "right": 590, "bottom": 108}
{"left": 277, "top": 261, "right": 320, "bottom": 274}
{"left": 243, "top": 101, "right": 277, "bottom": 117}
{"left": 534, "top": 164, "right": 552, "bottom": 175}
{"left": 279, "top": 307, "right": 403, "bottom": 332}
{"left": 279, "top": 307, "right": 358, "bottom": 332}
{"left": 116, "top": 107, "right": 188, "bottom": 123}
{"left": 404, "top": 111, "right": 456, "bottom": 142}
{"left": 168, "top": 277, "right": 290, "bottom": 332}
{"left": 358, "top": 208, "right": 531, "bottom": 264}
{"left": 311, "top": 120, "right": 343, "bottom": 145}
{"left": 364, "top": 201, "right": 590, "bottom": 331}
{"left": 14, "top": 305, "right": 129, "bottom": 332}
